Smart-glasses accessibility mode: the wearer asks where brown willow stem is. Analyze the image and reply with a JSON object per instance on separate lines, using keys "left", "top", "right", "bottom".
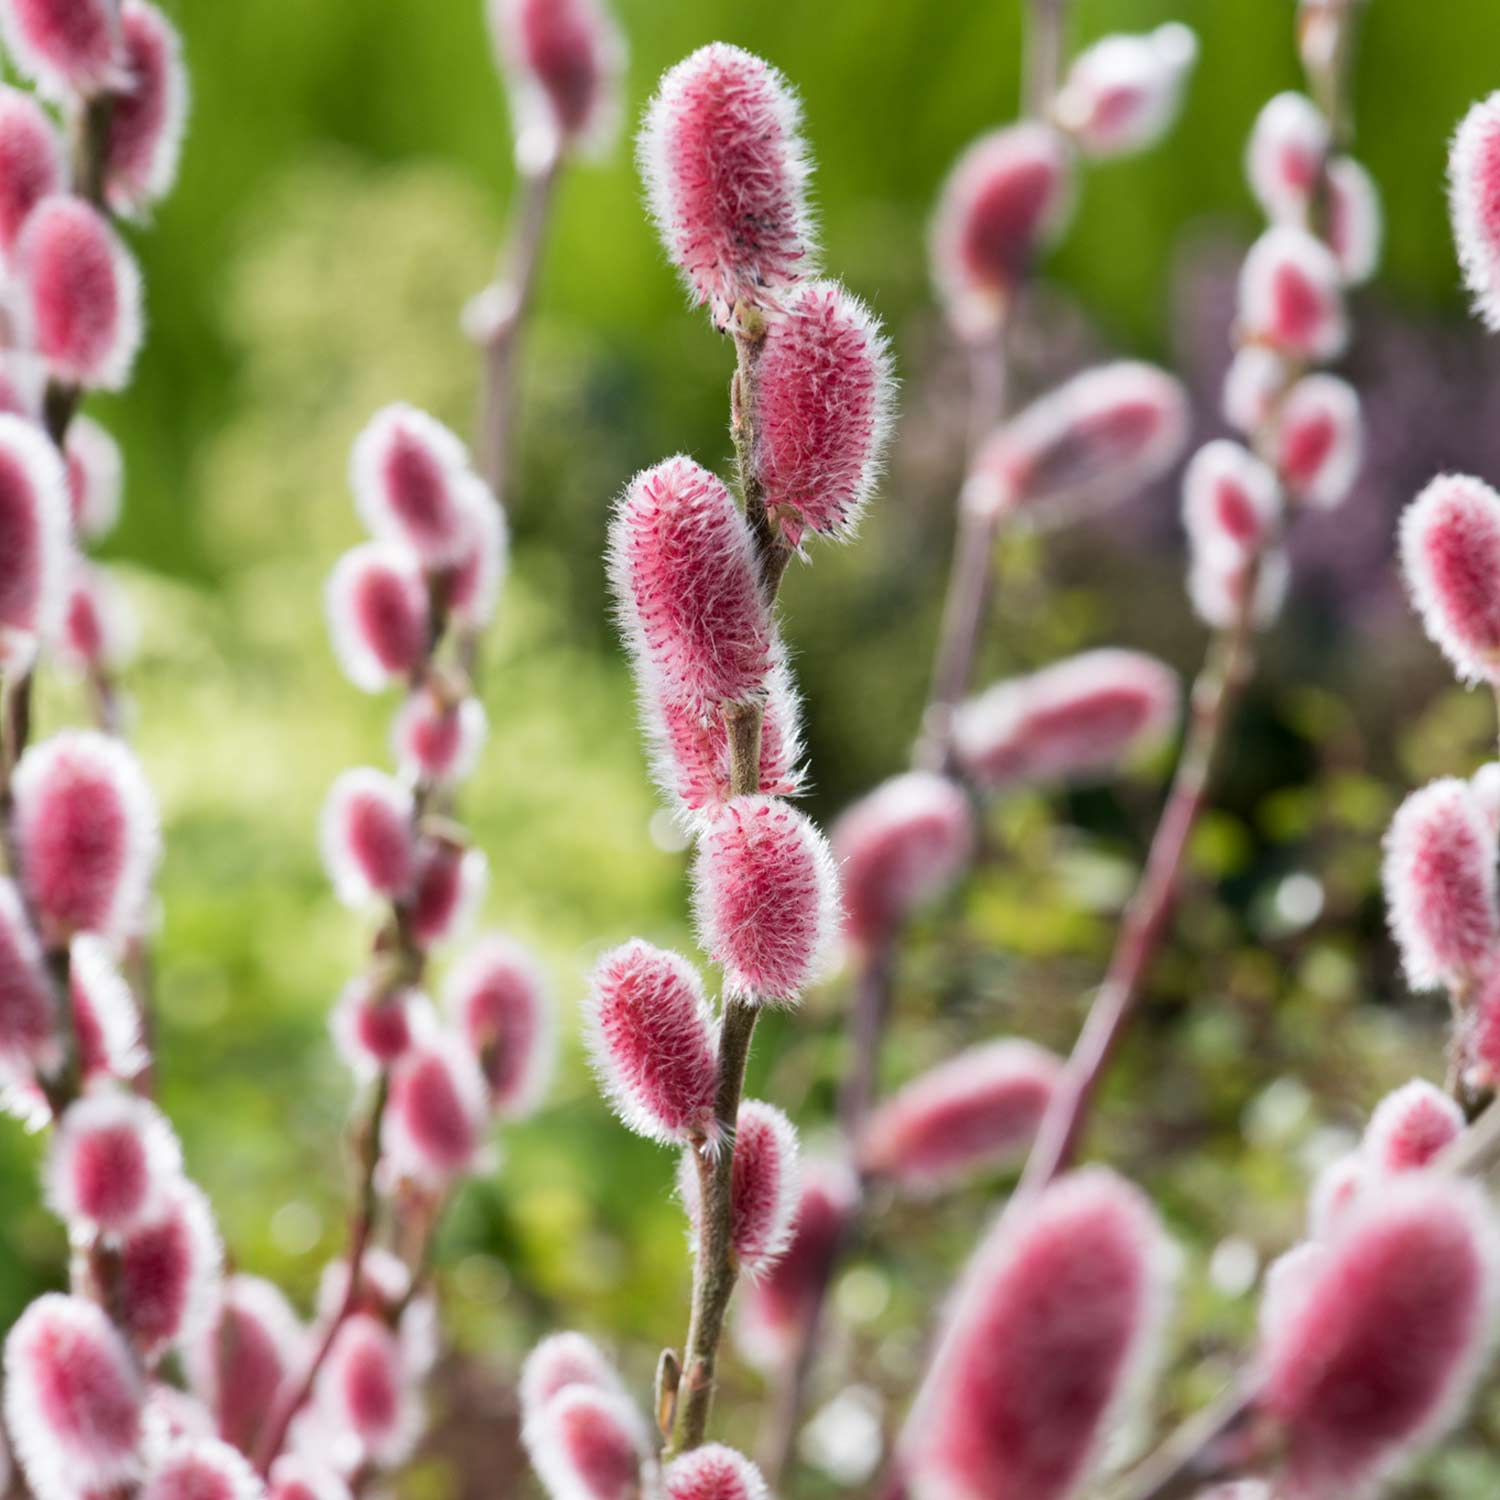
{"left": 473, "top": 146, "right": 561, "bottom": 506}
{"left": 839, "top": 941, "right": 896, "bottom": 1137}
{"left": 1025, "top": 0, "right": 1068, "bottom": 120}
{"left": 1017, "top": 586, "right": 1259, "bottom": 1195}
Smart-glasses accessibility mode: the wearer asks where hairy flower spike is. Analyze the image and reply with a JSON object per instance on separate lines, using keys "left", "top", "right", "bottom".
{"left": 391, "top": 690, "right": 487, "bottom": 786}
{"left": 45, "top": 1091, "right": 181, "bottom": 1235}
{"left": 860, "top": 1039, "right": 1061, "bottom": 1191}
{"left": 969, "top": 361, "right": 1189, "bottom": 521}
{"left": 1221, "top": 346, "right": 1288, "bottom": 437}
{"left": 752, "top": 279, "right": 894, "bottom": 545}
{"left": 268, "top": 1456, "right": 351, "bottom": 1500}
{"left": 519, "top": 1333, "right": 625, "bottom": 1425}
{"left": 1400, "top": 473, "right": 1500, "bottom": 683}
{"left": 1188, "top": 544, "right": 1289, "bottom": 634}
{"left": 585, "top": 940, "right": 719, "bottom": 1146}
{"left": 184, "top": 1274, "right": 305, "bottom": 1459}
{"left": 609, "top": 455, "right": 773, "bottom": 713}
{"left": 66, "top": 414, "right": 124, "bottom": 541}
{"left": 105, "top": 1, "right": 187, "bottom": 215}
{"left": 406, "top": 840, "right": 487, "bottom": 951}
{"left": 1308, "top": 1153, "right": 1366, "bottom": 1243}
{"left": 930, "top": 124, "right": 1072, "bottom": 340}
{"left": 833, "top": 772, "right": 974, "bottom": 951}
{"left": 1327, "top": 156, "right": 1381, "bottom": 286}
{"left": 1052, "top": 24, "right": 1198, "bottom": 159}
{"left": 116, "top": 1180, "right": 221, "bottom": 1363}
{"left": 13, "top": 730, "right": 159, "bottom": 944}
{"left": 524, "top": 1383, "right": 649, "bottom": 1500}
{"left": 330, "top": 980, "right": 430, "bottom": 1077}
{"left": 638, "top": 43, "right": 815, "bottom": 326}
{"left": 735, "top": 1159, "right": 857, "bottom": 1369}
{"left": 489, "top": 0, "right": 624, "bottom": 157}
{"left": 1246, "top": 92, "right": 1330, "bottom": 223}
{"left": 692, "top": 795, "right": 838, "bottom": 1003}
{"left": 448, "top": 479, "right": 509, "bottom": 632}
{"left": 1273, "top": 374, "right": 1361, "bottom": 510}
{"left": 954, "top": 648, "right": 1179, "bottom": 794}
{"left": 4, "top": 1294, "right": 144, "bottom": 1500}
{"left": 445, "top": 933, "right": 554, "bottom": 1117}
{"left": 1182, "top": 440, "right": 1282, "bottom": 567}
{"left": 0, "top": 877, "right": 57, "bottom": 1080}
{"left": 0, "top": 411, "right": 69, "bottom": 656}
{"left": 314, "top": 1314, "right": 421, "bottom": 1471}
{"left": 325, "top": 542, "right": 429, "bottom": 693}
{"left": 350, "top": 404, "right": 475, "bottom": 568}
{"left": 1363, "top": 1079, "right": 1464, "bottom": 1174}
{"left": 1383, "top": 778, "right": 1499, "bottom": 992}
{"left": 15, "top": 196, "right": 143, "bottom": 390}
{"left": 1450, "top": 92, "right": 1500, "bottom": 332}
{"left": 318, "top": 768, "right": 415, "bottom": 908}
{"left": 140, "top": 1439, "right": 261, "bottom": 1500}
{"left": 382, "top": 1031, "right": 489, "bottom": 1184}
{"left": 71, "top": 933, "right": 144, "bottom": 1083}
{"left": 664, "top": 1445, "right": 768, "bottom": 1500}
{"left": 0, "top": 86, "right": 60, "bottom": 257}
{"left": 1259, "top": 1177, "right": 1500, "bottom": 1497}
{"left": 0, "top": 0, "right": 118, "bottom": 98}
{"left": 903, "top": 1169, "right": 1175, "bottom": 1500}
{"left": 1237, "top": 225, "right": 1346, "bottom": 363}
{"left": 679, "top": 1099, "right": 800, "bottom": 1275}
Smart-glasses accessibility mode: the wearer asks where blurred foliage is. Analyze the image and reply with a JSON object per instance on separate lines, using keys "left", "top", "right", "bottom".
{"left": 5, "top": 0, "right": 1500, "bottom": 1496}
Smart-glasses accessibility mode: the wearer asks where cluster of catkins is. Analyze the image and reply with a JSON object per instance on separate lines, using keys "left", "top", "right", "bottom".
{"left": 518, "top": 39, "right": 900, "bottom": 1499}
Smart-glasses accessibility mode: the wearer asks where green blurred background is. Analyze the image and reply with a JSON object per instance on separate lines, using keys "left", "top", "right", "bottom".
{"left": 8, "top": 1, "right": 1500, "bottom": 1494}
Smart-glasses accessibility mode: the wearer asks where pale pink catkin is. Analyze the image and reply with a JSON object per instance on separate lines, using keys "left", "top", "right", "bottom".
{"left": 1450, "top": 92, "right": 1500, "bottom": 332}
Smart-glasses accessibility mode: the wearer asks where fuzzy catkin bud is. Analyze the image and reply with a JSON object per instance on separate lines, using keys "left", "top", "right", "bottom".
{"left": 608, "top": 455, "right": 773, "bottom": 713}
{"left": 930, "top": 124, "right": 1072, "bottom": 340}
{"left": 489, "top": 0, "right": 623, "bottom": 157}
{"left": 1246, "top": 92, "right": 1330, "bottom": 223}
{"left": 519, "top": 1334, "right": 625, "bottom": 1426}
{"left": 184, "top": 1274, "right": 305, "bottom": 1460}
{"left": 638, "top": 43, "right": 814, "bottom": 327}
{"left": 1307, "top": 1153, "right": 1365, "bottom": 1243}
{"left": 0, "top": 877, "right": 57, "bottom": 1081}
{"left": 4, "top": 1294, "right": 145, "bottom": 1500}
{"left": 318, "top": 768, "right": 415, "bottom": 908}
{"left": 1187, "top": 545, "right": 1289, "bottom": 634}
{"left": 752, "top": 280, "right": 894, "bottom": 545}
{"left": 692, "top": 795, "right": 838, "bottom": 1003}
{"left": 0, "top": 86, "right": 60, "bottom": 257}
{"left": 329, "top": 980, "right": 430, "bottom": 1077}
{"left": 584, "top": 939, "right": 719, "bottom": 1146}
{"left": 735, "top": 1159, "right": 857, "bottom": 1370}
{"left": 832, "top": 772, "right": 974, "bottom": 951}
{"left": 444, "top": 933, "right": 554, "bottom": 1117}
{"left": 0, "top": 410, "right": 70, "bottom": 652}
{"left": 269, "top": 1455, "right": 351, "bottom": 1500}
{"left": 1383, "top": 778, "right": 1499, "bottom": 992}
{"left": 1259, "top": 1177, "right": 1500, "bottom": 1498}
{"left": 903, "top": 1169, "right": 1174, "bottom": 1500}
{"left": 664, "top": 1445, "right": 768, "bottom": 1500}
{"left": 315, "top": 1314, "right": 420, "bottom": 1471}
{"left": 1237, "top": 225, "right": 1346, "bottom": 363}
{"left": 448, "top": 478, "right": 509, "bottom": 632}
{"left": 1221, "top": 346, "right": 1287, "bottom": 437}
{"left": 382, "top": 1031, "right": 489, "bottom": 1184}
{"left": 117, "top": 1180, "right": 221, "bottom": 1364}
{"left": 0, "top": 0, "right": 119, "bottom": 98}
{"left": 1052, "top": 24, "right": 1197, "bottom": 159}
{"left": 71, "top": 933, "right": 144, "bottom": 1083}
{"left": 391, "top": 690, "right": 486, "bottom": 786}
{"left": 105, "top": 1, "right": 188, "bottom": 215}
{"left": 1450, "top": 92, "right": 1500, "bottom": 332}
{"left": 1326, "top": 156, "right": 1381, "bottom": 286}
{"left": 66, "top": 414, "right": 124, "bottom": 541}
{"left": 1400, "top": 473, "right": 1500, "bottom": 684}
{"left": 954, "top": 649, "right": 1179, "bottom": 794}
{"left": 58, "top": 559, "right": 133, "bottom": 677}
{"left": 15, "top": 196, "right": 143, "bottom": 390}
{"left": 1181, "top": 441, "right": 1282, "bottom": 567}
{"left": 1362, "top": 1079, "right": 1464, "bottom": 1174}
{"left": 968, "top": 361, "right": 1189, "bottom": 521}
{"left": 325, "top": 543, "right": 429, "bottom": 693}
{"left": 350, "top": 404, "right": 474, "bottom": 569}
{"left": 525, "top": 1384, "right": 649, "bottom": 1500}
{"left": 860, "top": 1039, "right": 1061, "bottom": 1192}
{"left": 13, "top": 730, "right": 159, "bottom": 945}
{"left": 45, "top": 1090, "right": 181, "bottom": 1235}
{"left": 140, "top": 1440, "right": 261, "bottom": 1500}
{"left": 1273, "top": 374, "right": 1361, "bottom": 510}
{"left": 406, "top": 840, "right": 487, "bottom": 951}
{"left": 679, "top": 1099, "right": 801, "bottom": 1276}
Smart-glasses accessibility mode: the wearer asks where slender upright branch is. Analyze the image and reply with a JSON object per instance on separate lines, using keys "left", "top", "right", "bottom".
{"left": 1025, "top": 0, "right": 1068, "bottom": 120}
